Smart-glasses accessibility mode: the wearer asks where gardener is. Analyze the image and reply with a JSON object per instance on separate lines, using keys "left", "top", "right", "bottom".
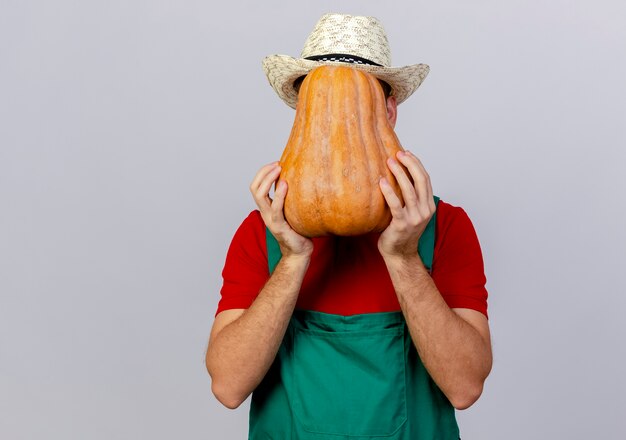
{"left": 206, "top": 13, "right": 492, "bottom": 439}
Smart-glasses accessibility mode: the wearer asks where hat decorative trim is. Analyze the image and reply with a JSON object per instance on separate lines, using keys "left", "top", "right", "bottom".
{"left": 304, "top": 54, "right": 383, "bottom": 67}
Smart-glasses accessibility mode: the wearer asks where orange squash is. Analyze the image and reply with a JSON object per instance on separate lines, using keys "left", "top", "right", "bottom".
{"left": 279, "top": 65, "right": 406, "bottom": 237}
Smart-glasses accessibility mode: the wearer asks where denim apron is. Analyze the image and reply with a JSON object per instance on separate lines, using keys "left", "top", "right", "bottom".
{"left": 249, "top": 196, "right": 461, "bottom": 439}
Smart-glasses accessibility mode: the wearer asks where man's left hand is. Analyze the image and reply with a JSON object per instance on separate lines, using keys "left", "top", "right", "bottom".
{"left": 378, "top": 150, "right": 436, "bottom": 260}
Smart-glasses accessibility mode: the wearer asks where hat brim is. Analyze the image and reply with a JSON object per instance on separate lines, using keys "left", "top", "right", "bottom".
{"left": 262, "top": 54, "right": 430, "bottom": 109}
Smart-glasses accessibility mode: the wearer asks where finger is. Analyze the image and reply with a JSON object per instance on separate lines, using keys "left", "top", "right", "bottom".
{"left": 398, "top": 151, "right": 430, "bottom": 204}
{"left": 379, "top": 177, "right": 405, "bottom": 220}
{"left": 257, "top": 165, "right": 282, "bottom": 204}
{"left": 386, "top": 156, "right": 418, "bottom": 214}
{"left": 270, "top": 180, "right": 287, "bottom": 226}
{"left": 271, "top": 180, "right": 286, "bottom": 215}
{"left": 403, "top": 151, "right": 435, "bottom": 214}
{"left": 250, "top": 161, "right": 280, "bottom": 195}
{"left": 266, "top": 181, "right": 306, "bottom": 243}
{"left": 252, "top": 165, "right": 282, "bottom": 212}
{"left": 425, "top": 169, "right": 435, "bottom": 212}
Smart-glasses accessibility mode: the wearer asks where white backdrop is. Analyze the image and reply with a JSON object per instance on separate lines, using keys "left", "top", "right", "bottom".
{"left": 1, "top": 1, "right": 625, "bottom": 439}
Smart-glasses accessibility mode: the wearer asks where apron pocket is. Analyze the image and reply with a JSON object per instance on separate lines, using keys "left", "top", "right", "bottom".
{"left": 291, "top": 326, "right": 407, "bottom": 437}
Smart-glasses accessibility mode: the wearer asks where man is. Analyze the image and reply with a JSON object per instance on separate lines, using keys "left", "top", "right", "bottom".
{"left": 206, "top": 13, "right": 492, "bottom": 439}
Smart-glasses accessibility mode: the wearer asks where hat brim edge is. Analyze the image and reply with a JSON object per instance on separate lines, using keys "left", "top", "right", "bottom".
{"left": 262, "top": 54, "right": 430, "bottom": 109}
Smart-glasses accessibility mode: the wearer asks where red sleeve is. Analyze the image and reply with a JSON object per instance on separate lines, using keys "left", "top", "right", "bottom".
{"left": 432, "top": 201, "right": 489, "bottom": 319}
{"left": 215, "top": 210, "right": 269, "bottom": 317}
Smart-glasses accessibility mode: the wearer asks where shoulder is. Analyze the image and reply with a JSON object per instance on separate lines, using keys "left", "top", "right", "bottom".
{"left": 217, "top": 210, "right": 269, "bottom": 316}
{"left": 236, "top": 209, "right": 265, "bottom": 234}
{"left": 434, "top": 198, "right": 484, "bottom": 259}
{"left": 436, "top": 198, "right": 477, "bottom": 235}
{"left": 432, "top": 198, "right": 489, "bottom": 318}
{"left": 225, "top": 210, "right": 268, "bottom": 261}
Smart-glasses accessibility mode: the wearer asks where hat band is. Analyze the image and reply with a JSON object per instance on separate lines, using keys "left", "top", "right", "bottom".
{"left": 304, "top": 53, "right": 383, "bottom": 67}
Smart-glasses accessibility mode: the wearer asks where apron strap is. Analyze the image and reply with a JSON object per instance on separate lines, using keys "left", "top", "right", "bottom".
{"left": 266, "top": 195, "right": 440, "bottom": 275}
{"left": 265, "top": 224, "right": 283, "bottom": 275}
{"left": 418, "top": 195, "right": 440, "bottom": 272}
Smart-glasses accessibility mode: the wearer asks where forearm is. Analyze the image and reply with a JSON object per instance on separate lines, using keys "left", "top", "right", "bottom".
{"left": 207, "top": 255, "right": 309, "bottom": 408}
{"left": 383, "top": 253, "right": 492, "bottom": 409}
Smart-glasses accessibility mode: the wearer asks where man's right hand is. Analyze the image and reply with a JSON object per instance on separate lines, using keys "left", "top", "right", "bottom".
{"left": 250, "top": 161, "right": 313, "bottom": 259}
{"left": 207, "top": 162, "right": 313, "bottom": 409}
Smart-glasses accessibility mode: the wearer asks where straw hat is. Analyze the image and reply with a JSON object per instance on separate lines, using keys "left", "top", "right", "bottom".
{"left": 262, "top": 13, "right": 430, "bottom": 109}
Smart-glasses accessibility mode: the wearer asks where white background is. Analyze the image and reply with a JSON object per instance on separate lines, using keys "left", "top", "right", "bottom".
{"left": 1, "top": 1, "right": 625, "bottom": 439}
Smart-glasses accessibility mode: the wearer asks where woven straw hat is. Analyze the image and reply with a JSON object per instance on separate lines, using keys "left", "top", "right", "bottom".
{"left": 262, "top": 13, "right": 430, "bottom": 109}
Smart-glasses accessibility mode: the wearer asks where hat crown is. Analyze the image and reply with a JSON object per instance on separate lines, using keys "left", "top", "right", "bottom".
{"left": 300, "top": 13, "right": 392, "bottom": 67}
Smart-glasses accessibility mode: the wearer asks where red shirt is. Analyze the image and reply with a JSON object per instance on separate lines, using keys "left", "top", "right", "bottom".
{"left": 216, "top": 199, "right": 488, "bottom": 319}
